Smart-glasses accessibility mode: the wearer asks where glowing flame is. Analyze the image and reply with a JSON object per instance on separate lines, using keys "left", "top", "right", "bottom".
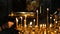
{"left": 16, "top": 18, "right": 18, "bottom": 22}
{"left": 30, "top": 22, "right": 32, "bottom": 26}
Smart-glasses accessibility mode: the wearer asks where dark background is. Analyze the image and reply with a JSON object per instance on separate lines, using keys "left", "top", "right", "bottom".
{"left": 0, "top": 0, "right": 60, "bottom": 25}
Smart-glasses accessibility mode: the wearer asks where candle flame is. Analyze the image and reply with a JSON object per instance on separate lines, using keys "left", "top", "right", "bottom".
{"left": 16, "top": 18, "right": 18, "bottom": 22}
{"left": 30, "top": 22, "right": 32, "bottom": 26}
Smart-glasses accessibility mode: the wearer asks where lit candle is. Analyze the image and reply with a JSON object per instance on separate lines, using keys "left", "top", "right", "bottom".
{"left": 40, "top": 24, "right": 42, "bottom": 28}
{"left": 48, "top": 31, "right": 50, "bottom": 34}
{"left": 18, "top": 32, "right": 21, "bottom": 34}
{"left": 50, "top": 24, "right": 52, "bottom": 27}
{"left": 44, "top": 24, "right": 46, "bottom": 27}
{"left": 25, "top": 25, "right": 27, "bottom": 27}
{"left": 31, "top": 31, "right": 35, "bottom": 34}
{"left": 10, "top": 12, "right": 14, "bottom": 16}
{"left": 54, "top": 31, "right": 57, "bottom": 34}
{"left": 33, "top": 19, "right": 35, "bottom": 23}
{"left": 35, "top": 25, "right": 38, "bottom": 28}
{"left": 44, "top": 30, "right": 46, "bottom": 34}
{"left": 16, "top": 18, "right": 18, "bottom": 28}
{"left": 33, "top": 19, "right": 35, "bottom": 26}
{"left": 50, "top": 17, "right": 52, "bottom": 19}
{"left": 51, "top": 32, "right": 54, "bottom": 34}
{"left": 46, "top": 8, "right": 49, "bottom": 27}
{"left": 24, "top": 24, "right": 27, "bottom": 31}
{"left": 47, "top": 8, "right": 49, "bottom": 11}
{"left": 59, "top": 26, "right": 60, "bottom": 29}
{"left": 53, "top": 19, "right": 55, "bottom": 21}
{"left": 55, "top": 21, "right": 57, "bottom": 23}
{"left": 24, "top": 15, "right": 27, "bottom": 27}
{"left": 43, "top": 24, "right": 45, "bottom": 27}
{"left": 30, "top": 22, "right": 32, "bottom": 26}
{"left": 20, "top": 17, "right": 23, "bottom": 24}
{"left": 36, "top": 10, "right": 38, "bottom": 26}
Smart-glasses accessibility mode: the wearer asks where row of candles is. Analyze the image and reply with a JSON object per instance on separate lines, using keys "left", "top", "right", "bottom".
{"left": 10, "top": 8, "right": 60, "bottom": 34}
{"left": 16, "top": 20, "right": 60, "bottom": 34}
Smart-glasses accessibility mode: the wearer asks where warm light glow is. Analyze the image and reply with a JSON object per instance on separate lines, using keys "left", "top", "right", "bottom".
{"left": 50, "top": 24, "right": 52, "bottom": 27}
{"left": 35, "top": 25, "right": 38, "bottom": 27}
{"left": 21, "top": 12, "right": 25, "bottom": 14}
{"left": 33, "top": 19, "right": 35, "bottom": 22}
{"left": 48, "top": 31, "right": 49, "bottom": 33}
{"left": 20, "top": 17, "right": 22, "bottom": 19}
{"left": 44, "top": 31, "right": 46, "bottom": 34}
{"left": 36, "top": 10, "right": 38, "bottom": 13}
{"left": 31, "top": 14, "right": 34, "bottom": 16}
{"left": 50, "top": 17, "right": 52, "bottom": 19}
{"left": 43, "top": 24, "right": 45, "bottom": 27}
{"left": 59, "top": 27, "right": 60, "bottom": 29}
{"left": 55, "top": 21, "right": 57, "bottom": 23}
{"left": 18, "top": 32, "right": 20, "bottom": 34}
{"left": 51, "top": 32, "right": 54, "bottom": 34}
{"left": 25, "top": 15, "right": 27, "bottom": 17}
{"left": 16, "top": 18, "right": 18, "bottom": 22}
{"left": 30, "top": 22, "right": 32, "bottom": 26}
{"left": 32, "top": 31, "right": 35, "bottom": 34}
{"left": 47, "top": 8, "right": 49, "bottom": 11}
{"left": 54, "top": 31, "right": 56, "bottom": 33}
{"left": 44, "top": 24, "right": 46, "bottom": 27}
{"left": 40, "top": 24, "right": 42, "bottom": 27}
{"left": 8, "top": 11, "right": 60, "bottom": 34}
{"left": 9, "top": 12, "right": 14, "bottom": 16}
{"left": 53, "top": 19, "right": 55, "bottom": 21}
{"left": 25, "top": 25, "right": 27, "bottom": 27}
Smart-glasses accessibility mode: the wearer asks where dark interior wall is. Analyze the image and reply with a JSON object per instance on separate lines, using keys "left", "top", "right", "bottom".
{"left": 52, "top": 0, "right": 60, "bottom": 8}
{"left": 0, "top": 0, "right": 26, "bottom": 25}
{"left": 0, "top": 0, "right": 26, "bottom": 18}
{"left": 0, "top": 0, "right": 8, "bottom": 18}
{"left": 12, "top": 0, "right": 26, "bottom": 12}
{"left": 0, "top": 0, "right": 60, "bottom": 17}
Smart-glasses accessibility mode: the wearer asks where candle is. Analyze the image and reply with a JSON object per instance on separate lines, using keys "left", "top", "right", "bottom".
{"left": 36, "top": 10, "right": 38, "bottom": 26}
{"left": 50, "top": 17, "right": 52, "bottom": 19}
{"left": 53, "top": 19, "right": 55, "bottom": 21}
{"left": 31, "top": 31, "right": 35, "bottom": 34}
{"left": 47, "top": 8, "right": 49, "bottom": 11}
{"left": 59, "top": 26, "right": 60, "bottom": 29}
{"left": 16, "top": 18, "right": 18, "bottom": 28}
{"left": 46, "top": 8, "right": 49, "bottom": 28}
{"left": 20, "top": 17, "right": 23, "bottom": 24}
{"left": 33, "top": 19, "right": 35, "bottom": 26}
{"left": 40, "top": 24, "right": 42, "bottom": 28}
{"left": 30, "top": 22, "right": 32, "bottom": 26}
{"left": 44, "top": 31, "right": 46, "bottom": 34}
{"left": 16, "top": 18, "right": 18, "bottom": 23}
{"left": 44, "top": 24, "right": 46, "bottom": 27}
{"left": 51, "top": 32, "right": 54, "bottom": 34}
{"left": 55, "top": 21, "right": 57, "bottom": 23}
{"left": 25, "top": 25, "right": 27, "bottom": 27}
{"left": 18, "top": 32, "right": 21, "bottom": 34}
{"left": 10, "top": 12, "right": 14, "bottom": 16}
{"left": 35, "top": 25, "right": 38, "bottom": 28}
{"left": 43, "top": 24, "right": 45, "bottom": 27}
{"left": 54, "top": 31, "right": 56, "bottom": 33}
{"left": 24, "top": 15, "right": 27, "bottom": 27}
{"left": 50, "top": 24, "right": 52, "bottom": 27}
{"left": 33, "top": 19, "right": 35, "bottom": 22}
